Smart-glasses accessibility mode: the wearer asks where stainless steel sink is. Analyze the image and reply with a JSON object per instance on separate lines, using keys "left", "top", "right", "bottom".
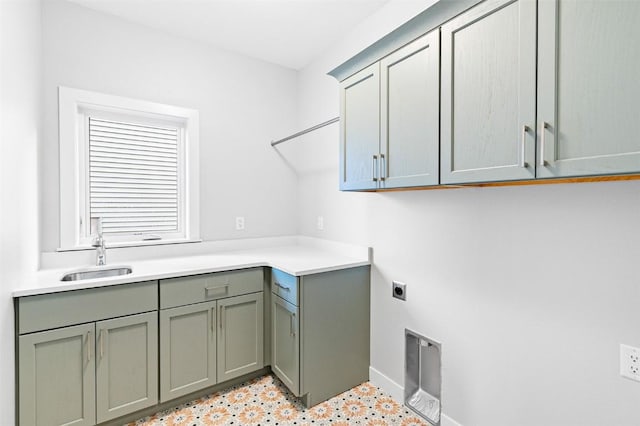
{"left": 61, "top": 266, "right": 133, "bottom": 281}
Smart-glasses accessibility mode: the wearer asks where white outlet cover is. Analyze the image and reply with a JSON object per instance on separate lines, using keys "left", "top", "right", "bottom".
{"left": 235, "top": 216, "right": 245, "bottom": 230}
{"left": 620, "top": 344, "right": 640, "bottom": 382}
{"left": 317, "top": 216, "right": 324, "bottom": 230}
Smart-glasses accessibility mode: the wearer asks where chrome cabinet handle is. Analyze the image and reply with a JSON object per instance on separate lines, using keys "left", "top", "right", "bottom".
{"left": 274, "top": 282, "right": 290, "bottom": 292}
{"left": 372, "top": 155, "right": 378, "bottom": 182}
{"left": 290, "top": 312, "right": 296, "bottom": 337}
{"left": 100, "top": 329, "right": 105, "bottom": 359}
{"left": 205, "top": 285, "right": 228, "bottom": 295}
{"left": 521, "top": 125, "right": 530, "bottom": 168}
{"left": 539, "top": 121, "right": 548, "bottom": 167}
{"left": 380, "top": 154, "right": 386, "bottom": 181}
{"left": 86, "top": 331, "right": 91, "bottom": 362}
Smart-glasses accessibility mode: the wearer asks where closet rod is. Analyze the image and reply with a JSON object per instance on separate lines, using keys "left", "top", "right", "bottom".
{"left": 271, "top": 117, "right": 339, "bottom": 147}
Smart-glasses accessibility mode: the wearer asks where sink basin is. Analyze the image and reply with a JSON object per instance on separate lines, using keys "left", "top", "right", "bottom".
{"left": 61, "top": 266, "right": 133, "bottom": 281}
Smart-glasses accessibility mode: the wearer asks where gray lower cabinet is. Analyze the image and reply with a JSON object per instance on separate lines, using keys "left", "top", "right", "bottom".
{"left": 17, "top": 281, "right": 159, "bottom": 426}
{"left": 19, "top": 323, "right": 96, "bottom": 426}
{"left": 271, "top": 295, "right": 299, "bottom": 395}
{"left": 159, "top": 301, "right": 217, "bottom": 402}
{"left": 96, "top": 312, "right": 158, "bottom": 423}
{"left": 441, "top": 0, "right": 537, "bottom": 184}
{"left": 270, "top": 266, "right": 370, "bottom": 408}
{"left": 217, "top": 292, "right": 264, "bottom": 382}
{"left": 537, "top": 0, "right": 640, "bottom": 177}
{"left": 159, "top": 269, "right": 264, "bottom": 402}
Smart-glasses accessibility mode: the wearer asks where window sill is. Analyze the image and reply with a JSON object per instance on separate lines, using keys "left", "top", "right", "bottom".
{"left": 57, "top": 238, "right": 203, "bottom": 252}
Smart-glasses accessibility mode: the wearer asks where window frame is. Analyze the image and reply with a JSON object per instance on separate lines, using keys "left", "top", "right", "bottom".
{"left": 58, "top": 86, "right": 200, "bottom": 250}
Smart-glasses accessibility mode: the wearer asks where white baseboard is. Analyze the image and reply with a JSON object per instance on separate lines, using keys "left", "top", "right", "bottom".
{"left": 369, "top": 366, "right": 463, "bottom": 426}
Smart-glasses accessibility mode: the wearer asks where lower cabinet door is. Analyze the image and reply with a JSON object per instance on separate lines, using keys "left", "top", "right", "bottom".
{"left": 95, "top": 312, "right": 158, "bottom": 423}
{"left": 217, "top": 292, "right": 264, "bottom": 382}
{"left": 271, "top": 295, "right": 300, "bottom": 396}
{"left": 19, "top": 323, "right": 96, "bottom": 426}
{"left": 159, "top": 301, "right": 217, "bottom": 402}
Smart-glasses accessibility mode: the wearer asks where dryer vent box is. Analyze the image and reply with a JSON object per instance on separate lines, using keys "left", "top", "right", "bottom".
{"left": 405, "top": 329, "right": 441, "bottom": 425}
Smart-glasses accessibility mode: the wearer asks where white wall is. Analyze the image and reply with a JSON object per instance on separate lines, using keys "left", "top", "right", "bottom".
{"left": 41, "top": 0, "right": 300, "bottom": 253}
{"left": 293, "top": 1, "right": 640, "bottom": 425}
{"left": 0, "top": 0, "right": 42, "bottom": 423}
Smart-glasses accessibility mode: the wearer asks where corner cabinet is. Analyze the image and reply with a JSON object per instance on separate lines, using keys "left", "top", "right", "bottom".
{"left": 270, "top": 266, "right": 370, "bottom": 408}
{"left": 340, "top": 29, "right": 440, "bottom": 190}
{"left": 440, "top": 0, "right": 536, "bottom": 184}
{"left": 159, "top": 268, "right": 264, "bottom": 402}
{"left": 17, "top": 281, "right": 158, "bottom": 426}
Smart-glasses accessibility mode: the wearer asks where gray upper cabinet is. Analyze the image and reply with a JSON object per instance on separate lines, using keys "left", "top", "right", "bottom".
{"left": 217, "top": 292, "right": 264, "bottom": 382}
{"left": 19, "top": 323, "right": 96, "bottom": 426}
{"left": 160, "top": 301, "right": 217, "bottom": 402}
{"left": 380, "top": 30, "right": 440, "bottom": 188}
{"left": 537, "top": 0, "right": 640, "bottom": 178}
{"left": 96, "top": 312, "right": 158, "bottom": 423}
{"left": 441, "top": 0, "right": 537, "bottom": 184}
{"left": 340, "top": 30, "right": 440, "bottom": 191}
{"left": 340, "top": 63, "right": 380, "bottom": 190}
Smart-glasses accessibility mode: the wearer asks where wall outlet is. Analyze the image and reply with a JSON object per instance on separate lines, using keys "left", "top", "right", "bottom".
{"left": 620, "top": 344, "right": 640, "bottom": 382}
{"left": 317, "top": 216, "right": 324, "bottom": 230}
{"left": 392, "top": 281, "right": 406, "bottom": 301}
{"left": 235, "top": 216, "right": 245, "bottom": 230}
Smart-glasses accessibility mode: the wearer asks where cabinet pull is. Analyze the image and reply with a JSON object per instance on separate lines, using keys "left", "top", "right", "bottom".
{"left": 380, "top": 154, "right": 386, "bottom": 181}
{"left": 86, "top": 331, "right": 91, "bottom": 362}
{"left": 372, "top": 155, "right": 378, "bottom": 182}
{"left": 220, "top": 306, "right": 224, "bottom": 330}
{"left": 205, "top": 285, "right": 228, "bottom": 295}
{"left": 100, "top": 329, "right": 105, "bottom": 359}
{"left": 290, "top": 312, "right": 296, "bottom": 337}
{"left": 539, "top": 121, "right": 548, "bottom": 167}
{"left": 211, "top": 308, "right": 215, "bottom": 332}
{"left": 274, "top": 282, "right": 290, "bottom": 292}
{"left": 520, "top": 125, "right": 530, "bottom": 168}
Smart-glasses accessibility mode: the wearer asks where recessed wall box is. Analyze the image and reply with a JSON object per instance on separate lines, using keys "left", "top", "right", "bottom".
{"left": 405, "top": 329, "right": 441, "bottom": 425}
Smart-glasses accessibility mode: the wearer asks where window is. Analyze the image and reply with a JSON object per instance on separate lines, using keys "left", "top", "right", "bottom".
{"left": 59, "top": 87, "right": 200, "bottom": 249}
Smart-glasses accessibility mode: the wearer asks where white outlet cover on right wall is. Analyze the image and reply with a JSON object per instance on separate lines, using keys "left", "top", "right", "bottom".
{"left": 620, "top": 344, "right": 640, "bottom": 382}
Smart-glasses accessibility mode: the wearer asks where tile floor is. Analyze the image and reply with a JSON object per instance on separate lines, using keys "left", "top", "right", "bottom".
{"left": 127, "top": 374, "right": 429, "bottom": 426}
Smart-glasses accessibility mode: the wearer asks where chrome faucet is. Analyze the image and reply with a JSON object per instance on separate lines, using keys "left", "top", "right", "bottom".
{"left": 91, "top": 217, "right": 107, "bottom": 266}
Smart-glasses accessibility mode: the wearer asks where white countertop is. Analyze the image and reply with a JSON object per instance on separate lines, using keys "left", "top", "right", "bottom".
{"left": 13, "top": 238, "right": 371, "bottom": 297}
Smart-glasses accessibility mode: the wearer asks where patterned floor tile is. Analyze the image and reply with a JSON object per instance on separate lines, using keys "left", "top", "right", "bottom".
{"left": 126, "top": 374, "right": 429, "bottom": 425}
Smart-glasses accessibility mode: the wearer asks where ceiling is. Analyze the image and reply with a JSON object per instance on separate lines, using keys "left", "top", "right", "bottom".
{"left": 66, "top": 0, "right": 391, "bottom": 70}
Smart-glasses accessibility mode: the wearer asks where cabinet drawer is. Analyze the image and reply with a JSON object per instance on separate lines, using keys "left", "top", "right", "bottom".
{"left": 271, "top": 269, "right": 299, "bottom": 306}
{"left": 18, "top": 281, "right": 158, "bottom": 335}
{"left": 160, "top": 268, "right": 263, "bottom": 309}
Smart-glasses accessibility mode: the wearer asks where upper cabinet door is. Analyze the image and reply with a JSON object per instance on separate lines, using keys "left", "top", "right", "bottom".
{"left": 537, "top": 0, "right": 640, "bottom": 178}
{"left": 340, "top": 63, "right": 380, "bottom": 191}
{"left": 380, "top": 30, "right": 440, "bottom": 188}
{"left": 441, "top": 0, "right": 536, "bottom": 184}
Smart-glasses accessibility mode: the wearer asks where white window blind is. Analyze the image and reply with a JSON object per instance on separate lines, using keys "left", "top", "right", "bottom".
{"left": 88, "top": 117, "right": 180, "bottom": 236}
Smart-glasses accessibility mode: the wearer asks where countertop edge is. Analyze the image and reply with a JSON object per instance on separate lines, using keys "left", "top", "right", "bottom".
{"left": 13, "top": 245, "right": 371, "bottom": 298}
